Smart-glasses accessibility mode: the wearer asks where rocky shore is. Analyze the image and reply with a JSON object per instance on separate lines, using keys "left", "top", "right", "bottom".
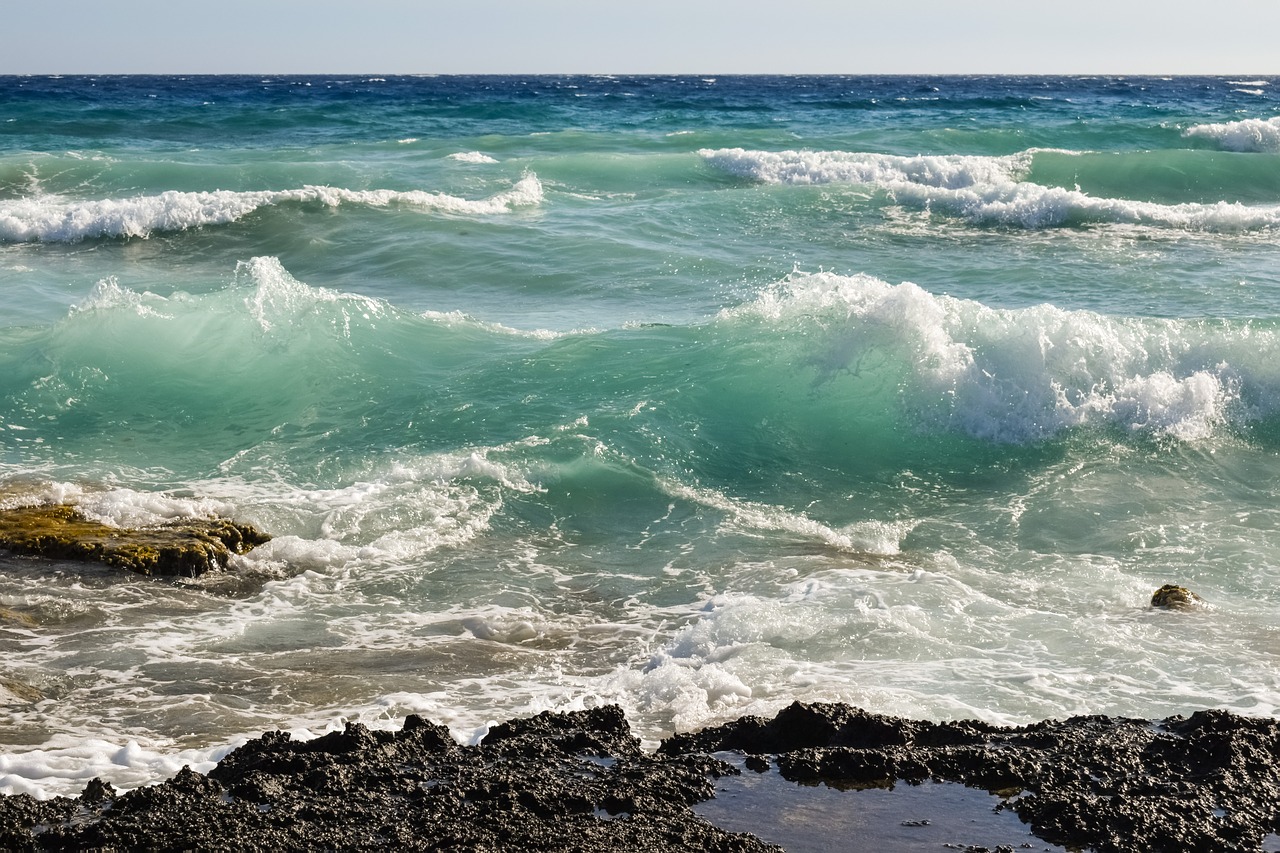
{"left": 1, "top": 701, "right": 1277, "bottom": 852}
{"left": 0, "top": 502, "right": 271, "bottom": 578}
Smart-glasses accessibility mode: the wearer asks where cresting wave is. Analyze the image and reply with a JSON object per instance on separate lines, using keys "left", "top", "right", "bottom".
{"left": 1183, "top": 116, "right": 1280, "bottom": 152}
{"left": 700, "top": 148, "right": 1280, "bottom": 231}
{"left": 10, "top": 257, "right": 1278, "bottom": 477}
{"left": 726, "top": 271, "right": 1280, "bottom": 443}
{"left": 0, "top": 174, "right": 543, "bottom": 242}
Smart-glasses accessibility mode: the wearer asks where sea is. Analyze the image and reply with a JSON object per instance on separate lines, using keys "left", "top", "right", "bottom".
{"left": 2, "top": 74, "right": 1280, "bottom": 799}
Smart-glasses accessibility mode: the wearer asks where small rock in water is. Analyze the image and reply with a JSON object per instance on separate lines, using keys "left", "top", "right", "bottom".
{"left": 1150, "top": 584, "right": 1202, "bottom": 610}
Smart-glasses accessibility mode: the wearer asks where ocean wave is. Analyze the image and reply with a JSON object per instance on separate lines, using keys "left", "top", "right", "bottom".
{"left": 0, "top": 174, "right": 543, "bottom": 242}
{"left": 701, "top": 146, "right": 1032, "bottom": 189}
{"left": 700, "top": 148, "right": 1280, "bottom": 231}
{"left": 1183, "top": 116, "right": 1280, "bottom": 152}
{"left": 12, "top": 257, "right": 1280, "bottom": 497}
{"left": 447, "top": 151, "right": 499, "bottom": 164}
{"left": 723, "top": 271, "right": 1280, "bottom": 443}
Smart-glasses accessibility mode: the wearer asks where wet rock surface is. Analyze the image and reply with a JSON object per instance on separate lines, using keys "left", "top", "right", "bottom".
{"left": 0, "top": 706, "right": 774, "bottom": 852}
{"left": 1151, "top": 583, "right": 1203, "bottom": 609}
{"left": 1, "top": 702, "right": 1277, "bottom": 851}
{"left": 662, "top": 701, "right": 1280, "bottom": 852}
{"left": 0, "top": 503, "right": 270, "bottom": 577}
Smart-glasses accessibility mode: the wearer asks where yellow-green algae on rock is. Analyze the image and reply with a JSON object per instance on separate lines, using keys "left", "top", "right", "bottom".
{"left": 0, "top": 503, "right": 270, "bottom": 577}
{"left": 1150, "top": 584, "right": 1202, "bottom": 610}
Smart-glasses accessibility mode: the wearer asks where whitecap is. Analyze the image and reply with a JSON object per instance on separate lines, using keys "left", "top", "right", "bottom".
{"left": 701, "top": 147, "right": 1280, "bottom": 232}
{"left": 447, "top": 151, "right": 499, "bottom": 164}
{"left": 701, "top": 147, "right": 1032, "bottom": 189}
{"left": 0, "top": 174, "right": 543, "bottom": 243}
{"left": 1183, "top": 116, "right": 1280, "bottom": 153}
{"left": 726, "top": 271, "right": 1274, "bottom": 443}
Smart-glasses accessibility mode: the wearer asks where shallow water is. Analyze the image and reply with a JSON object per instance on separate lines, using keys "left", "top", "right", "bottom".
{"left": 695, "top": 758, "right": 1067, "bottom": 852}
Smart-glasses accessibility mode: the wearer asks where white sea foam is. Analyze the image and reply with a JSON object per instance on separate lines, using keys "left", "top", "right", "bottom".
{"left": 71, "top": 276, "right": 173, "bottom": 319}
{"left": 420, "top": 308, "right": 571, "bottom": 341}
{"left": 0, "top": 174, "right": 543, "bottom": 242}
{"left": 700, "top": 147, "right": 1280, "bottom": 231}
{"left": 0, "top": 690, "right": 490, "bottom": 799}
{"left": 0, "top": 736, "right": 229, "bottom": 799}
{"left": 661, "top": 479, "right": 915, "bottom": 555}
{"left": 234, "top": 255, "right": 390, "bottom": 335}
{"left": 701, "top": 147, "right": 1031, "bottom": 189}
{"left": 0, "top": 480, "right": 241, "bottom": 531}
{"left": 212, "top": 452, "right": 535, "bottom": 572}
{"left": 729, "top": 271, "right": 1274, "bottom": 443}
{"left": 1183, "top": 116, "right": 1280, "bottom": 152}
{"left": 447, "top": 151, "right": 499, "bottom": 164}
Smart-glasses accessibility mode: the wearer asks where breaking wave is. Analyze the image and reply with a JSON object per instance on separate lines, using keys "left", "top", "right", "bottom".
{"left": 701, "top": 148, "right": 1280, "bottom": 231}
{"left": 1183, "top": 116, "right": 1280, "bottom": 153}
{"left": 0, "top": 174, "right": 543, "bottom": 242}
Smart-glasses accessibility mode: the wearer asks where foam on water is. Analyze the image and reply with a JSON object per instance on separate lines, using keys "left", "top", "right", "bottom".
{"left": 1184, "top": 116, "right": 1280, "bottom": 152}
{"left": 701, "top": 148, "right": 1280, "bottom": 231}
{"left": 447, "top": 151, "right": 500, "bottom": 164}
{"left": 0, "top": 174, "right": 543, "bottom": 242}
{"left": 661, "top": 479, "right": 916, "bottom": 555}
{"left": 702, "top": 147, "right": 1034, "bottom": 188}
{"left": 724, "top": 271, "right": 1278, "bottom": 443}
{"left": 0, "top": 481, "right": 236, "bottom": 531}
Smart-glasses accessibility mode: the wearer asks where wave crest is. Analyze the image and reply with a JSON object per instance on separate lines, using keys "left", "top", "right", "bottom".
{"left": 0, "top": 174, "right": 543, "bottom": 243}
{"left": 701, "top": 147, "right": 1031, "bottom": 189}
{"left": 727, "top": 272, "right": 1271, "bottom": 443}
{"left": 1183, "top": 116, "right": 1280, "bottom": 153}
{"left": 700, "top": 148, "right": 1280, "bottom": 232}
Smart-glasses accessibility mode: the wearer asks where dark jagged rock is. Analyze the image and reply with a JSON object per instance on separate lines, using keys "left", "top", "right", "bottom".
{"left": 2, "top": 702, "right": 1278, "bottom": 851}
{"left": 0, "top": 708, "right": 774, "bottom": 853}
{"left": 0, "top": 503, "right": 271, "bottom": 577}
{"left": 662, "top": 701, "right": 1280, "bottom": 853}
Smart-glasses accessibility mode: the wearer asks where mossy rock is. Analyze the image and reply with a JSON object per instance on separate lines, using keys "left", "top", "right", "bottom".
{"left": 0, "top": 677, "right": 43, "bottom": 703}
{"left": 0, "top": 503, "right": 270, "bottom": 578}
{"left": 1151, "top": 584, "right": 1201, "bottom": 610}
{"left": 0, "top": 607, "right": 36, "bottom": 627}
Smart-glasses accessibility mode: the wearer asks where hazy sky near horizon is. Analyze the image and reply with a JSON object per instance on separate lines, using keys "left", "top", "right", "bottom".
{"left": 7, "top": 1, "right": 1280, "bottom": 75}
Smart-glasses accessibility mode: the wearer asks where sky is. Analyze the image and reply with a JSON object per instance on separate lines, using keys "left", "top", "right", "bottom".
{"left": 6, "top": 0, "right": 1280, "bottom": 75}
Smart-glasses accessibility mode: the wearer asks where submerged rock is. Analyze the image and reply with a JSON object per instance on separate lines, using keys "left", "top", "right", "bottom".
{"left": 1151, "top": 583, "right": 1202, "bottom": 609}
{"left": 0, "top": 503, "right": 270, "bottom": 577}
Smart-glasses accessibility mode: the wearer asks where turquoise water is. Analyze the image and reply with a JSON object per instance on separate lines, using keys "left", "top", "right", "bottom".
{"left": 2, "top": 75, "right": 1280, "bottom": 797}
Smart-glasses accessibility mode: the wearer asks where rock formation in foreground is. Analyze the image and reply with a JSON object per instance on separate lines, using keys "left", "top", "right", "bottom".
{"left": 2, "top": 701, "right": 1279, "bottom": 852}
